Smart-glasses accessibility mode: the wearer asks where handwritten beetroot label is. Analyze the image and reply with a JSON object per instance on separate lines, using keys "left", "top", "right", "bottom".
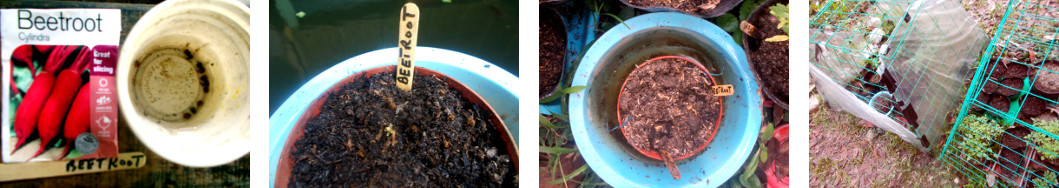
{"left": 396, "top": 3, "right": 419, "bottom": 91}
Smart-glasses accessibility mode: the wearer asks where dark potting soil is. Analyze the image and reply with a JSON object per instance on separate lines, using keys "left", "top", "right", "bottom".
{"left": 989, "top": 94, "right": 1010, "bottom": 113}
{"left": 998, "top": 78, "right": 1024, "bottom": 96}
{"left": 1001, "top": 127, "right": 1031, "bottom": 150}
{"left": 619, "top": 57, "right": 722, "bottom": 158}
{"left": 1004, "top": 61, "right": 1030, "bottom": 78}
{"left": 747, "top": 3, "right": 790, "bottom": 104}
{"left": 289, "top": 71, "right": 515, "bottom": 187}
{"left": 625, "top": 0, "right": 721, "bottom": 16}
{"left": 871, "top": 94, "right": 894, "bottom": 114}
{"left": 983, "top": 78, "right": 999, "bottom": 95}
{"left": 972, "top": 93, "right": 989, "bottom": 112}
{"left": 1021, "top": 96, "right": 1046, "bottom": 117}
{"left": 996, "top": 148, "right": 1025, "bottom": 182}
{"left": 1035, "top": 60, "right": 1059, "bottom": 93}
{"left": 539, "top": 9, "right": 565, "bottom": 98}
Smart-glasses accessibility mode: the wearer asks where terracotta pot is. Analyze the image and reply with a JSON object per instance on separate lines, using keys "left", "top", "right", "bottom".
{"left": 617, "top": 55, "right": 723, "bottom": 161}
{"left": 273, "top": 65, "right": 518, "bottom": 187}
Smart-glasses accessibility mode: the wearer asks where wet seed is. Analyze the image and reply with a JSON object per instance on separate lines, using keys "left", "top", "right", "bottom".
{"left": 200, "top": 75, "right": 210, "bottom": 93}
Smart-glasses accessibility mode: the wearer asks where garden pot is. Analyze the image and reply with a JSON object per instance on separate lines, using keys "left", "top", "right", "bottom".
{"left": 273, "top": 65, "right": 518, "bottom": 187}
{"left": 620, "top": 0, "right": 743, "bottom": 18}
{"left": 1032, "top": 60, "right": 1059, "bottom": 95}
{"left": 540, "top": 7, "right": 568, "bottom": 100}
{"left": 569, "top": 12, "right": 760, "bottom": 187}
{"left": 617, "top": 55, "right": 723, "bottom": 161}
{"left": 742, "top": 0, "right": 789, "bottom": 109}
{"left": 116, "top": 0, "right": 250, "bottom": 167}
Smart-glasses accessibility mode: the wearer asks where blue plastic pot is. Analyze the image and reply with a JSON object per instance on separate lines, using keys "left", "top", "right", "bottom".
{"left": 569, "top": 12, "right": 761, "bottom": 187}
{"left": 268, "top": 47, "right": 519, "bottom": 187}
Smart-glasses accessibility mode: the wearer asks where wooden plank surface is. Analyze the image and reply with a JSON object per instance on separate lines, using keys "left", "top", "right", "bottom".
{"left": 0, "top": 1, "right": 249, "bottom": 187}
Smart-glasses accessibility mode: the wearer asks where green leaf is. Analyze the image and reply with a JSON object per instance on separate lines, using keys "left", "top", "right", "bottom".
{"left": 739, "top": 0, "right": 765, "bottom": 20}
{"left": 601, "top": 13, "right": 630, "bottom": 30}
{"left": 540, "top": 85, "right": 562, "bottom": 103}
{"left": 547, "top": 110, "right": 569, "bottom": 122}
{"left": 561, "top": 86, "right": 589, "bottom": 94}
{"left": 760, "top": 147, "right": 769, "bottom": 163}
{"left": 540, "top": 114, "right": 563, "bottom": 129}
{"left": 718, "top": 13, "right": 739, "bottom": 34}
{"left": 760, "top": 123, "right": 774, "bottom": 143}
{"left": 540, "top": 146, "right": 578, "bottom": 154}
{"left": 545, "top": 164, "right": 589, "bottom": 184}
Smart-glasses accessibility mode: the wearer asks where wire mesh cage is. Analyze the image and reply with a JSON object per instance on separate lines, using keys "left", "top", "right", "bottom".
{"left": 939, "top": 0, "right": 1059, "bottom": 186}
{"left": 809, "top": 0, "right": 989, "bottom": 151}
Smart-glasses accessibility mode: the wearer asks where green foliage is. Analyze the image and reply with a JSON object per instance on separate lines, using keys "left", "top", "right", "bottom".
{"left": 1027, "top": 119, "right": 1059, "bottom": 160}
{"left": 956, "top": 114, "right": 1003, "bottom": 163}
{"left": 769, "top": 4, "right": 789, "bottom": 34}
{"left": 1031, "top": 171, "right": 1058, "bottom": 188}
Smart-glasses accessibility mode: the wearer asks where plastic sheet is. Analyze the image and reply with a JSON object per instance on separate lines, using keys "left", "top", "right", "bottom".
{"left": 809, "top": 0, "right": 988, "bottom": 150}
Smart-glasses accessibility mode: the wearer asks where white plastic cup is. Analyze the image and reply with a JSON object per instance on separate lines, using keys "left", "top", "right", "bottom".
{"left": 117, "top": 0, "right": 250, "bottom": 167}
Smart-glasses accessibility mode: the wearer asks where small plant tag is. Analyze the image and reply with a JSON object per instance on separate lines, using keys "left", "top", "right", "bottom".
{"left": 396, "top": 3, "right": 419, "bottom": 91}
{"left": 712, "top": 85, "right": 734, "bottom": 96}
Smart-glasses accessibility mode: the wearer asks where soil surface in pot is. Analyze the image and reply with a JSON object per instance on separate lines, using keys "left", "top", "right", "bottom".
{"left": 1021, "top": 96, "right": 1046, "bottom": 118}
{"left": 871, "top": 94, "right": 895, "bottom": 115}
{"left": 1034, "top": 60, "right": 1059, "bottom": 93}
{"left": 619, "top": 57, "right": 722, "bottom": 158}
{"left": 539, "top": 9, "right": 565, "bottom": 98}
{"left": 625, "top": 0, "right": 721, "bottom": 16}
{"left": 747, "top": 2, "right": 789, "bottom": 105}
{"left": 996, "top": 148, "right": 1025, "bottom": 183}
{"left": 289, "top": 71, "right": 515, "bottom": 187}
{"left": 988, "top": 94, "right": 1010, "bottom": 113}
{"left": 998, "top": 78, "right": 1023, "bottom": 96}
{"left": 1001, "top": 127, "right": 1030, "bottom": 149}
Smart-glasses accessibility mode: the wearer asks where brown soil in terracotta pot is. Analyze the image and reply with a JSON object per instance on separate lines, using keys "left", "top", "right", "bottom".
{"left": 289, "top": 71, "right": 514, "bottom": 187}
{"left": 998, "top": 78, "right": 1024, "bottom": 96}
{"left": 989, "top": 94, "right": 1011, "bottom": 113}
{"left": 1034, "top": 60, "right": 1059, "bottom": 94}
{"left": 539, "top": 9, "right": 565, "bottom": 98}
{"left": 619, "top": 57, "right": 722, "bottom": 159}
{"left": 625, "top": 0, "right": 721, "bottom": 16}
{"left": 746, "top": 1, "right": 789, "bottom": 105}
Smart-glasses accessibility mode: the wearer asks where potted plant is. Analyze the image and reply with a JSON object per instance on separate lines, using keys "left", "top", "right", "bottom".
{"left": 274, "top": 66, "right": 518, "bottom": 187}
{"left": 741, "top": 0, "right": 789, "bottom": 109}
{"left": 1026, "top": 118, "right": 1059, "bottom": 169}
{"left": 540, "top": 8, "right": 567, "bottom": 100}
{"left": 617, "top": 55, "right": 724, "bottom": 179}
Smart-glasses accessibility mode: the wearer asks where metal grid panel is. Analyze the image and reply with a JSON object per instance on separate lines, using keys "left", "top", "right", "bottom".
{"left": 941, "top": 0, "right": 1059, "bottom": 186}
{"left": 810, "top": 0, "right": 987, "bottom": 148}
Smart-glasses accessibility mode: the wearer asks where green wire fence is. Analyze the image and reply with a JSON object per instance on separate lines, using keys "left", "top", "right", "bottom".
{"left": 939, "top": 0, "right": 1059, "bottom": 186}
{"left": 809, "top": 0, "right": 988, "bottom": 151}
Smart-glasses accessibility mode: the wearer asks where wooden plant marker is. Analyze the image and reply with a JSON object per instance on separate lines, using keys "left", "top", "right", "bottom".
{"left": 0, "top": 152, "right": 146, "bottom": 182}
{"left": 712, "top": 85, "right": 734, "bottom": 96}
{"left": 396, "top": 3, "right": 420, "bottom": 91}
{"left": 659, "top": 150, "right": 681, "bottom": 179}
